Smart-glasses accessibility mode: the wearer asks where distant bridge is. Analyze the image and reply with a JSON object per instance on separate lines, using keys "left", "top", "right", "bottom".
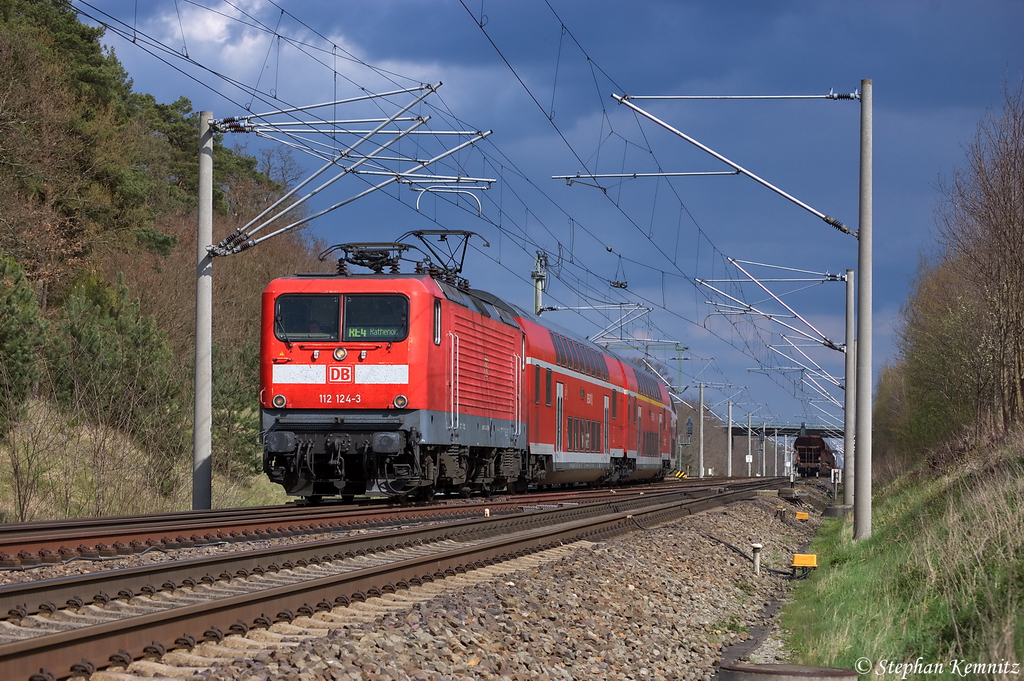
{"left": 728, "top": 423, "right": 843, "bottom": 438}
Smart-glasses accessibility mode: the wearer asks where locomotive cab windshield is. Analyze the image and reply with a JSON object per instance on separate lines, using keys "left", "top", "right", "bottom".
{"left": 275, "top": 294, "right": 340, "bottom": 341}
{"left": 273, "top": 293, "right": 410, "bottom": 343}
{"left": 343, "top": 294, "right": 409, "bottom": 341}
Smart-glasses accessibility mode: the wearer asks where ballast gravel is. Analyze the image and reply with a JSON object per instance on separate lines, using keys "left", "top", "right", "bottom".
{"left": 174, "top": 493, "right": 823, "bottom": 681}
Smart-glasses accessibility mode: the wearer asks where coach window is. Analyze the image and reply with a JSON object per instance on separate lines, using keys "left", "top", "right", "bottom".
{"left": 275, "top": 294, "right": 340, "bottom": 342}
{"left": 569, "top": 341, "right": 583, "bottom": 373}
{"left": 545, "top": 368, "right": 552, "bottom": 406}
{"left": 612, "top": 390, "right": 618, "bottom": 419}
{"left": 552, "top": 334, "right": 565, "bottom": 367}
{"left": 344, "top": 294, "right": 409, "bottom": 341}
{"left": 557, "top": 336, "right": 569, "bottom": 370}
{"left": 535, "top": 365, "right": 541, "bottom": 405}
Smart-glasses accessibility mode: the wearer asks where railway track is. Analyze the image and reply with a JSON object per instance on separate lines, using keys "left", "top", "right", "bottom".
{"left": 0, "top": 478, "right": 728, "bottom": 566}
{"left": 0, "top": 478, "right": 784, "bottom": 679}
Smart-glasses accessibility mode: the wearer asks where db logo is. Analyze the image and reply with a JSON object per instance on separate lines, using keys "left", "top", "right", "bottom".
{"left": 328, "top": 366, "right": 353, "bottom": 383}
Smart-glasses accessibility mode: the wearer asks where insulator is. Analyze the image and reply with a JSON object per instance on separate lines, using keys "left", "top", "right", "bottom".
{"left": 390, "top": 261, "right": 400, "bottom": 274}
{"left": 337, "top": 260, "right": 348, "bottom": 276}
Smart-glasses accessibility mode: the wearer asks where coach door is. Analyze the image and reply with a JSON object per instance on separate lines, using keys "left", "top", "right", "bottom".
{"left": 637, "top": 404, "right": 643, "bottom": 455}
{"left": 604, "top": 395, "right": 610, "bottom": 454}
{"left": 556, "top": 382, "right": 564, "bottom": 452}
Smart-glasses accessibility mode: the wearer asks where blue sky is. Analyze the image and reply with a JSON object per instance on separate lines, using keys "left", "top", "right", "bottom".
{"left": 74, "top": 0, "right": 1024, "bottom": 432}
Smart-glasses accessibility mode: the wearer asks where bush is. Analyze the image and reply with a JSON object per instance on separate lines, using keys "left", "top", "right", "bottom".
{"left": 44, "top": 274, "right": 188, "bottom": 489}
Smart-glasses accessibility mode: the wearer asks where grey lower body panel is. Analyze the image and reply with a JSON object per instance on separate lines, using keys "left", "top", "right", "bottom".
{"left": 262, "top": 407, "right": 524, "bottom": 449}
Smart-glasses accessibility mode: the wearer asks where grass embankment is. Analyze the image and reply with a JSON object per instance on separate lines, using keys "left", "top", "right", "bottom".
{"left": 783, "top": 444, "right": 1024, "bottom": 672}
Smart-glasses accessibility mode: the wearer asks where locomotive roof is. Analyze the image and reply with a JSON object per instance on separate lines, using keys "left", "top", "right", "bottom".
{"left": 793, "top": 434, "right": 835, "bottom": 452}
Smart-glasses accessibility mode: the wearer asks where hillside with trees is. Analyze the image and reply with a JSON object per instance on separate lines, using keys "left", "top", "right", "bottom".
{"left": 0, "top": 0, "right": 325, "bottom": 520}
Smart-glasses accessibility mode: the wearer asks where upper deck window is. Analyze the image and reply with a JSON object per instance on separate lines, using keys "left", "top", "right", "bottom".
{"left": 275, "top": 294, "right": 341, "bottom": 342}
{"left": 344, "top": 294, "right": 409, "bottom": 341}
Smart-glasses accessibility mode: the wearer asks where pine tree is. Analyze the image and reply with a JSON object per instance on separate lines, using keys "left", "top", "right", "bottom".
{"left": 0, "top": 255, "right": 42, "bottom": 437}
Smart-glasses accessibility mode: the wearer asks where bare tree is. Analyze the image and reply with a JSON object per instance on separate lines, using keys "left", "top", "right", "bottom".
{"left": 936, "top": 84, "right": 1024, "bottom": 435}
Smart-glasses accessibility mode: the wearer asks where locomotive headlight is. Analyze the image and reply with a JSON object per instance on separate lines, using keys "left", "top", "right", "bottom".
{"left": 393, "top": 394, "right": 409, "bottom": 409}
{"left": 332, "top": 347, "right": 347, "bottom": 361}
{"left": 272, "top": 394, "right": 287, "bottom": 408}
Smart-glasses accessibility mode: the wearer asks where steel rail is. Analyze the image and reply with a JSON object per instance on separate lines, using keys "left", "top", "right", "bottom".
{"left": 0, "top": 487, "right": 711, "bottom": 620}
{"left": 0, "top": 481, "right": 780, "bottom": 679}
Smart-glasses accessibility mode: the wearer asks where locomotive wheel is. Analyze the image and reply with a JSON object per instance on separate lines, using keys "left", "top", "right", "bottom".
{"left": 418, "top": 486, "right": 436, "bottom": 503}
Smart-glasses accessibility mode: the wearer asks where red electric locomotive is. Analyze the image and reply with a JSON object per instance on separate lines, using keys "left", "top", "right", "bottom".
{"left": 260, "top": 232, "right": 676, "bottom": 502}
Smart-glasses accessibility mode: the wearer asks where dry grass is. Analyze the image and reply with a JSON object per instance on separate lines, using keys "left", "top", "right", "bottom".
{"left": 0, "top": 399, "right": 286, "bottom": 522}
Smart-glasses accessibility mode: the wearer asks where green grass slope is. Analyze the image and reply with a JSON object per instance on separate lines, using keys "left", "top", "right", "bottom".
{"left": 784, "top": 443, "right": 1024, "bottom": 675}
